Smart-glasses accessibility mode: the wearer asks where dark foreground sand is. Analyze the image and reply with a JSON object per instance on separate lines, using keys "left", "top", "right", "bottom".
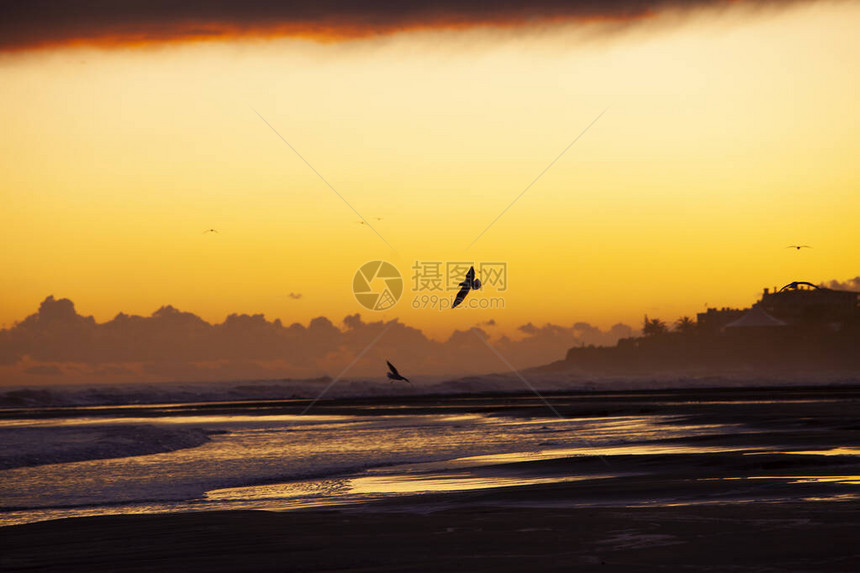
{"left": 2, "top": 385, "right": 859, "bottom": 572}
{"left": 2, "top": 503, "right": 858, "bottom": 572}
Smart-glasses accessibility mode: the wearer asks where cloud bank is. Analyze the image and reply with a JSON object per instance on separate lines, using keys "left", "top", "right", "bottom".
{"left": 0, "top": 0, "right": 811, "bottom": 52}
{"left": 821, "top": 276, "right": 860, "bottom": 292}
{"left": 0, "top": 296, "right": 633, "bottom": 385}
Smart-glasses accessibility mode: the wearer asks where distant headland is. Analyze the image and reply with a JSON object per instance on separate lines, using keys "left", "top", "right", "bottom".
{"left": 540, "top": 281, "right": 860, "bottom": 375}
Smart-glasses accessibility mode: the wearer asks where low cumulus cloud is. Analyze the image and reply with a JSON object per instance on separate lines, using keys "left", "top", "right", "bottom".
{"left": 0, "top": 0, "right": 812, "bottom": 51}
{"left": 821, "top": 277, "right": 860, "bottom": 291}
{"left": 22, "top": 365, "right": 63, "bottom": 376}
{"left": 0, "top": 296, "right": 633, "bottom": 385}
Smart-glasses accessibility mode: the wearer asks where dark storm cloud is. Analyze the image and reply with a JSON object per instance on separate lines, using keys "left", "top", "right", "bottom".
{"left": 0, "top": 0, "right": 811, "bottom": 51}
{"left": 0, "top": 296, "right": 633, "bottom": 383}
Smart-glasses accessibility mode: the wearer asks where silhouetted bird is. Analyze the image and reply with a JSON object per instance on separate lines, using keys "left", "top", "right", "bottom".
{"left": 786, "top": 245, "right": 811, "bottom": 250}
{"left": 386, "top": 361, "right": 410, "bottom": 383}
{"left": 203, "top": 229, "right": 219, "bottom": 234}
{"left": 452, "top": 266, "right": 482, "bottom": 309}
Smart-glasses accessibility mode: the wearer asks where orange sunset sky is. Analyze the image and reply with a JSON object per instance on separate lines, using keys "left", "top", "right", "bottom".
{"left": 0, "top": 0, "right": 858, "bottom": 383}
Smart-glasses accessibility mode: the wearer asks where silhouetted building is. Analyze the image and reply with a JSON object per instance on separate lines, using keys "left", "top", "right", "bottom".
{"left": 697, "top": 281, "right": 860, "bottom": 333}
{"left": 696, "top": 307, "right": 746, "bottom": 333}
{"left": 760, "top": 281, "right": 859, "bottom": 327}
{"left": 725, "top": 306, "right": 786, "bottom": 329}
{"left": 560, "top": 279, "right": 860, "bottom": 374}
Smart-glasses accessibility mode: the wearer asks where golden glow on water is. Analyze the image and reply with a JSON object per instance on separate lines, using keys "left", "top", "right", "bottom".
{"left": 0, "top": 414, "right": 351, "bottom": 429}
{"left": 454, "top": 443, "right": 757, "bottom": 467}
{"left": 347, "top": 473, "right": 597, "bottom": 494}
{"left": 4, "top": 404, "right": 859, "bottom": 528}
{"left": 709, "top": 476, "right": 860, "bottom": 486}
{"left": 206, "top": 479, "right": 350, "bottom": 502}
{"left": 789, "top": 476, "right": 860, "bottom": 485}
{"left": 207, "top": 472, "right": 607, "bottom": 500}
{"left": 765, "top": 448, "right": 860, "bottom": 457}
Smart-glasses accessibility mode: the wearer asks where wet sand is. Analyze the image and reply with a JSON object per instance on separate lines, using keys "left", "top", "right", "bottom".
{"left": 2, "top": 385, "right": 859, "bottom": 572}
{"left": 2, "top": 503, "right": 858, "bottom": 572}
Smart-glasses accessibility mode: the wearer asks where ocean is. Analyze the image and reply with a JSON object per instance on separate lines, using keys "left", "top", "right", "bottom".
{"left": 2, "top": 378, "right": 859, "bottom": 528}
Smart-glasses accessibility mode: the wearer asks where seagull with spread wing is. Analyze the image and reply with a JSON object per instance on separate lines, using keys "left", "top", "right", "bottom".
{"left": 786, "top": 245, "right": 812, "bottom": 250}
{"left": 452, "top": 266, "right": 482, "bottom": 309}
{"left": 386, "top": 360, "right": 410, "bottom": 383}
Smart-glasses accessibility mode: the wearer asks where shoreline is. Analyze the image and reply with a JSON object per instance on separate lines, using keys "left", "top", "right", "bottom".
{"left": 3, "top": 385, "right": 859, "bottom": 571}
{"left": 2, "top": 374, "right": 859, "bottom": 412}
{"left": 3, "top": 382, "right": 860, "bottom": 420}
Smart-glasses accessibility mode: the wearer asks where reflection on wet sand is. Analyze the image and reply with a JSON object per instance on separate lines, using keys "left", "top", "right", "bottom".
{"left": 749, "top": 447, "right": 860, "bottom": 456}
{"left": 3, "top": 387, "right": 860, "bottom": 531}
{"left": 348, "top": 473, "right": 599, "bottom": 494}
{"left": 707, "top": 475, "right": 860, "bottom": 485}
{"left": 4, "top": 386, "right": 860, "bottom": 573}
{"left": 202, "top": 437, "right": 860, "bottom": 511}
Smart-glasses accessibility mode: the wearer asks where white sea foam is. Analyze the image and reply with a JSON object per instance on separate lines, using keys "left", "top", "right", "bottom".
{"left": 0, "top": 425, "right": 211, "bottom": 470}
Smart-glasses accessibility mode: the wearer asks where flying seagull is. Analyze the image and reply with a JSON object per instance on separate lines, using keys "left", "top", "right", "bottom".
{"left": 786, "top": 245, "right": 811, "bottom": 250}
{"left": 452, "top": 266, "right": 482, "bottom": 309}
{"left": 386, "top": 360, "right": 410, "bottom": 383}
{"left": 203, "top": 228, "right": 219, "bottom": 234}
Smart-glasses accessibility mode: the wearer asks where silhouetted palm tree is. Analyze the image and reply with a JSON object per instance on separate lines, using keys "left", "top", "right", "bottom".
{"left": 675, "top": 316, "right": 696, "bottom": 334}
{"left": 643, "top": 315, "right": 668, "bottom": 336}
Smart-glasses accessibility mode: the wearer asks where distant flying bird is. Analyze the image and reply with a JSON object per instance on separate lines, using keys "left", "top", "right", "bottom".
{"left": 203, "top": 229, "right": 219, "bottom": 234}
{"left": 452, "top": 266, "right": 482, "bottom": 309}
{"left": 786, "top": 245, "right": 811, "bottom": 250}
{"left": 386, "top": 360, "right": 410, "bottom": 383}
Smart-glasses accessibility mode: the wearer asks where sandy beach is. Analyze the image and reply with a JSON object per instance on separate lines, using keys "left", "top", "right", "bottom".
{"left": 2, "top": 385, "right": 859, "bottom": 572}
{"left": 3, "top": 502, "right": 858, "bottom": 572}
